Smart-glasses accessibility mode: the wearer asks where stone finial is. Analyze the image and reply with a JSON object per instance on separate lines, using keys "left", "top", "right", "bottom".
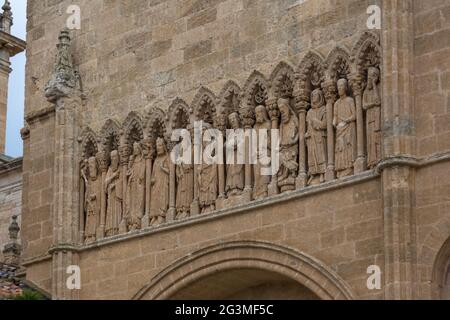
{"left": 2, "top": 215, "right": 21, "bottom": 266}
{"left": 0, "top": 0, "right": 12, "bottom": 33}
{"left": 44, "top": 30, "right": 81, "bottom": 103}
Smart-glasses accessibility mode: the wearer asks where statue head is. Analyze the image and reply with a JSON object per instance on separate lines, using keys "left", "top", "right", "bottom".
{"left": 367, "top": 67, "right": 380, "bottom": 89}
{"left": 156, "top": 137, "right": 167, "bottom": 156}
{"left": 337, "top": 79, "right": 348, "bottom": 98}
{"left": 255, "top": 105, "right": 269, "bottom": 124}
{"left": 110, "top": 150, "right": 119, "bottom": 170}
{"left": 311, "top": 88, "right": 325, "bottom": 109}
{"left": 228, "top": 112, "right": 241, "bottom": 130}
{"left": 88, "top": 157, "right": 98, "bottom": 179}
{"left": 278, "top": 98, "right": 291, "bottom": 123}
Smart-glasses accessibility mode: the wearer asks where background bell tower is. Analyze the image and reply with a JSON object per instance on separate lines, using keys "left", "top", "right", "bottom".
{"left": 0, "top": 0, "right": 25, "bottom": 154}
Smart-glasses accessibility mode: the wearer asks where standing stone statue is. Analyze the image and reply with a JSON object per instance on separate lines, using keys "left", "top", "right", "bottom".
{"left": 253, "top": 105, "right": 271, "bottom": 199}
{"left": 198, "top": 135, "right": 218, "bottom": 213}
{"left": 104, "top": 150, "right": 122, "bottom": 237}
{"left": 333, "top": 79, "right": 357, "bottom": 178}
{"left": 277, "top": 98, "right": 299, "bottom": 192}
{"left": 226, "top": 112, "right": 245, "bottom": 197}
{"left": 176, "top": 157, "right": 194, "bottom": 220}
{"left": 125, "top": 142, "right": 146, "bottom": 231}
{"left": 85, "top": 157, "right": 101, "bottom": 244}
{"left": 150, "top": 138, "right": 170, "bottom": 226}
{"left": 363, "top": 67, "right": 382, "bottom": 169}
{"left": 306, "top": 88, "right": 327, "bottom": 185}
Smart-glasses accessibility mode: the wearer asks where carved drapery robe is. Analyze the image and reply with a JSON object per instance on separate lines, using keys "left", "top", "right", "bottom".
{"left": 126, "top": 156, "right": 146, "bottom": 230}
{"left": 198, "top": 162, "right": 218, "bottom": 213}
{"left": 176, "top": 163, "right": 194, "bottom": 218}
{"left": 306, "top": 106, "right": 327, "bottom": 176}
{"left": 253, "top": 120, "right": 271, "bottom": 199}
{"left": 278, "top": 114, "right": 299, "bottom": 190}
{"left": 150, "top": 154, "right": 170, "bottom": 219}
{"left": 333, "top": 96, "right": 357, "bottom": 176}
{"left": 226, "top": 140, "right": 245, "bottom": 196}
{"left": 105, "top": 167, "right": 122, "bottom": 236}
{"left": 363, "top": 82, "right": 382, "bottom": 168}
{"left": 85, "top": 176, "right": 101, "bottom": 243}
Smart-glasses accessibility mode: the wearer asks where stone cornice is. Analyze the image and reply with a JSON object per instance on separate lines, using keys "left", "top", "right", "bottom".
{"left": 24, "top": 105, "right": 55, "bottom": 124}
{"left": 0, "top": 30, "right": 26, "bottom": 57}
{"left": 21, "top": 253, "right": 52, "bottom": 267}
{"left": 376, "top": 150, "right": 450, "bottom": 173}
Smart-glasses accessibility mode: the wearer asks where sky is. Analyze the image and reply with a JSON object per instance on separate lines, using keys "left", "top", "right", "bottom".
{"left": 6, "top": 0, "right": 26, "bottom": 157}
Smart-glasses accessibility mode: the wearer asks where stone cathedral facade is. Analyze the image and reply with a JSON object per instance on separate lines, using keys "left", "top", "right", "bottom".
{"left": 20, "top": 0, "right": 450, "bottom": 300}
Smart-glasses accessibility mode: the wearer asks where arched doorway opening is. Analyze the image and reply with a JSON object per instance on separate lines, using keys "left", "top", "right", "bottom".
{"left": 133, "top": 241, "right": 354, "bottom": 300}
{"left": 432, "top": 237, "right": 450, "bottom": 300}
{"left": 169, "top": 268, "right": 319, "bottom": 300}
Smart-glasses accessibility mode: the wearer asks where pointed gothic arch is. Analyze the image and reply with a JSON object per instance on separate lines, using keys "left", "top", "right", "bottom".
{"left": 99, "top": 119, "right": 121, "bottom": 155}
{"left": 351, "top": 31, "right": 382, "bottom": 79}
{"left": 79, "top": 127, "right": 98, "bottom": 160}
{"left": 297, "top": 51, "right": 326, "bottom": 93}
{"left": 270, "top": 61, "right": 295, "bottom": 99}
{"left": 325, "top": 46, "right": 351, "bottom": 81}
{"left": 123, "top": 111, "right": 144, "bottom": 146}
{"left": 192, "top": 87, "right": 217, "bottom": 125}
{"left": 167, "top": 98, "right": 191, "bottom": 132}
{"left": 242, "top": 70, "right": 269, "bottom": 108}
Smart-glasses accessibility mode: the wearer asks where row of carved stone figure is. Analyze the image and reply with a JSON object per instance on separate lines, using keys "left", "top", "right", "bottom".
{"left": 80, "top": 67, "right": 381, "bottom": 244}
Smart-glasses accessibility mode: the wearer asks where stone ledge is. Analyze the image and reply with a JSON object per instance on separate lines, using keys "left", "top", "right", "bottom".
{"left": 78, "top": 170, "right": 380, "bottom": 252}
{"left": 24, "top": 105, "right": 55, "bottom": 124}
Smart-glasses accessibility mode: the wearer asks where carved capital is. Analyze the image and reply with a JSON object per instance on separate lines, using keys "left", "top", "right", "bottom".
{"left": 240, "top": 106, "right": 255, "bottom": 128}
{"left": 266, "top": 98, "right": 280, "bottom": 122}
{"left": 322, "top": 80, "right": 337, "bottom": 103}
{"left": 293, "top": 88, "right": 310, "bottom": 114}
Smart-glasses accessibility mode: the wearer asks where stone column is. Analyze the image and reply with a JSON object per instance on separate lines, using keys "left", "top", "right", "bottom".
{"left": 294, "top": 89, "right": 310, "bottom": 189}
{"left": 241, "top": 106, "right": 255, "bottom": 201}
{"left": 381, "top": 0, "right": 417, "bottom": 300}
{"left": 96, "top": 149, "right": 108, "bottom": 240}
{"left": 142, "top": 138, "right": 153, "bottom": 228}
{"left": 267, "top": 97, "right": 279, "bottom": 196}
{"left": 118, "top": 134, "right": 130, "bottom": 233}
{"left": 44, "top": 30, "right": 82, "bottom": 300}
{"left": 323, "top": 79, "right": 337, "bottom": 181}
{"left": 350, "top": 73, "right": 366, "bottom": 173}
